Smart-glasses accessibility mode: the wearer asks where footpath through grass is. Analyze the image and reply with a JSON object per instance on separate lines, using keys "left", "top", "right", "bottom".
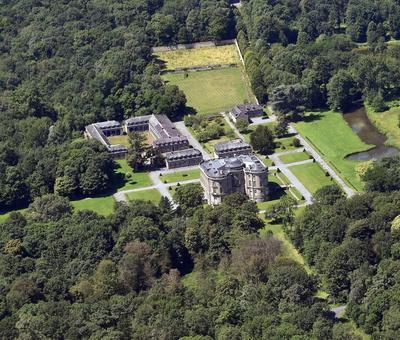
{"left": 366, "top": 104, "right": 400, "bottom": 148}
{"left": 155, "top": 44, "right": 239, "bottom": 70}
{"left": 295, "top": 111, "right": 372, "bottom": 191}
{"left": 290, "top": 162, "right": 335, "bottom": 194}
{"left": 163, "top": 67, "right": 255, "bottom": 115}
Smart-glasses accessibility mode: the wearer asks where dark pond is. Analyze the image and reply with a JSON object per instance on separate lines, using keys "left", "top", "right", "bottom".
{"left": 343, "top": 106, "right": 399, "bottom": 161}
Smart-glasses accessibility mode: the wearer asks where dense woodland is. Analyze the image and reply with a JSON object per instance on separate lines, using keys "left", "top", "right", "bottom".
{"left": 291, "top": 157, "right": 400, "bottom": 339}
{"left": 1, "top": 0, "right": 400, "bottom": 338}
{"left": 239, "top": 0, "right": 400, "bottom": 115}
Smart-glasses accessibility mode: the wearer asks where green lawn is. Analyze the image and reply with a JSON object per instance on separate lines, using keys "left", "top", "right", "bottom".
{"left": 155, "top": 44, "right": 239, "bottom": 70}
{"left": 274, "top": 136, "right": 298, "bottom": 153}
{"left": 279, "top": 151, "right": 310, "bottom": 164}
{"left": 125, "top": 189, "right": 161, "bottom": 203}
{"left": 290, "top": 162, "right": 335, "bottom": 194}
{"left": 114, "top": 159, "right": 153, "bottom": 192}
{"left": 108, "top": 135, "right": 130, "bottom": 148}
{"left": 160, "top": 169, "right": 200, "bottom": 184}
{"left": 294, "top": 111, "right": 372, "bottom": 191}
{"left": 163, "top": 67, "right": 255, "bottom": 115}
{"left": 366, "top": 104, "right": 400, "bottom": 148}
{"left": 71, "top": 196, "right": 115, "bottom": 216}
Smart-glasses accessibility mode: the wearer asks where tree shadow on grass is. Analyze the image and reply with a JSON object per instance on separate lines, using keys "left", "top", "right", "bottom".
{"left": 268, "top": 182, "right": 287, "bottom": 200}
{"left": 301, "top": 113, "right": 323, "bottom": 123}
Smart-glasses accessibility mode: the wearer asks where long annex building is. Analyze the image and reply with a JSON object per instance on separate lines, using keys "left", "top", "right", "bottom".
{"left": 85, "top": 114, "right": 203, "bottom": 168}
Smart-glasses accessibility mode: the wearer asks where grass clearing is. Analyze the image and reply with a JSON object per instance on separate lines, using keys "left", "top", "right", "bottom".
{"left": 163, "top": 67, "right": 255, "bottom": 115}
{"left": 108, "top": 135, "right": 130, "bottom": 148}
{"left": 161, "top": 169, "right": 200, "bottom": 183}
{"left": 366, "top": 104, "right": 400, "bottom": 148}
{"left": 125, "top": 189, "right": 161, "bottom": 203}
{"left": 72, "top": 196, "right": 115, "bottom": 216}
{"left": 0, "top": 208, "right": 27, "bottom": 223}
{"left": 155, "top": 44, "right": 239, "bottom": 70}
{"left": 290, "top": 162, "right": 334, "bottom": 194}
{"left": 279, "top": 151, "right": 310, "bottom": 164}
{"left": 295, "top": 111, "right": 372, "bottom": 191}
{"left": 259, "top": 217, "right": 311, "bottom": 273}
{"left": 114, "top": 159, "right": 153, "bottom": 192}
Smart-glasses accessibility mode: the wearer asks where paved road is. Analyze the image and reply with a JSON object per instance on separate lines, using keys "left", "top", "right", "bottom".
{"left": 113, "top": 174, "right": 201, "bottom": 208}
{"left": 269, "top": 153, "right": 313, "bottom": 204}
{"left": 174, "top": 121, "right": 211, "bottom": 160}
{"left": 289, "top": 125, "right": 356, "bottom": 198}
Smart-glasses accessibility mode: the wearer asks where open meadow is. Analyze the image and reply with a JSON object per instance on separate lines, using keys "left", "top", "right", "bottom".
{"left": 155, "top": 44, "right": 239, "bottom": 70}
{"left": 163, "top": 67, "right": 255, "bottom": 115}
{"left": 366, "top": 104, "right": 400, "bottom": 148}
{"left": 295, "top": 111, "right": 372, "bottom": 191}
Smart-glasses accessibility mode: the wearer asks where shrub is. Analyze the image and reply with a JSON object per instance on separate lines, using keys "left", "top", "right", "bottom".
{"left": 292, "top": 138, "right": 301, "bottom": 147}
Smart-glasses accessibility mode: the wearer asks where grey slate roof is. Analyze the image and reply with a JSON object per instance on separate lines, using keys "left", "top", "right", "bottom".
{"left": 200, "top": 154, "right": 266, "bottom": 179}
{"left": 214, "top": 139, "right": 252, "bottom": 153}
{"left": 95, "top": 120, "right": 121, "bottom": 129}
{"left": 125, "top": 115, "right": 152, "bottom": 125}
{"left": 85, "top": 123, "right": 127, "bottom": 153}
{"left": 166, "top": 148, "right": 202, "bottom": 160}
{"left": 231, "top": 104, "right": 263, "bottom": 118}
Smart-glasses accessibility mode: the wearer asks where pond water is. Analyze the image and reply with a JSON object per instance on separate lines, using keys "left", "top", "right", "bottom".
{"left": 343, "top": 106, "right": 399, "bottom": 161}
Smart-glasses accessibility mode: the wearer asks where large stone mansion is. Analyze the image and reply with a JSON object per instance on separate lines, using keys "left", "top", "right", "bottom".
{"left": 200, "top": 153, "right": 269, "bottom": 205}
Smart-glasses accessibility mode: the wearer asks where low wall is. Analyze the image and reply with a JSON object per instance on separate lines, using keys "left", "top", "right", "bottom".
{"left": 161, "top": 63, "right": 237, "bottom": 74}
{"left": 152, "top": 39, "right": 236, "bottom": 53}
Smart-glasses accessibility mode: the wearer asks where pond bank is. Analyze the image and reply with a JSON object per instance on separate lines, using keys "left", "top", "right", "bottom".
{"left": 343, "top": 106, "right": 399, "bottom": 161}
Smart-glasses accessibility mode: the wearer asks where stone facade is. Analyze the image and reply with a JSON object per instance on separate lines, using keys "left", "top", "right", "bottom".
{"left": 214, "top": 139, "right": 252, "bottom": 158}
{"left": 165, "top": 148, "right": 203, "bottom": 169}
{"left": 200, "top": 154, "right": 268, "bottom": 205}
{"left": 230, "top": 103, "right": 264, "bottom": 123}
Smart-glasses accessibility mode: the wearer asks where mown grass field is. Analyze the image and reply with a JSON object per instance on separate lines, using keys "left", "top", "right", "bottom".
{"left": 108, "top": 135, "right": 130, "bottom": 148}
{"left": 155, "top": 44, "right": 240, "bottom": 70}
{"left": 295, "top": 111, "right": 372, "bottom": 191}
{"left": 163, "top": 67, "right": 255, "bottom": 115}
{"left": 71, "top": 196, "right": 115, "bottom": 216}
{"left": 114, "top": 159, "right": 153, "bottom": 192}
{"left": 161, "top": 169, "right": 200, "bottom": 183}
{"left": 125, "top": 189, "right": 161, "bottom": 203}
{"left": 290, "top": 162, "right": 335, "bottom": 194}
{"left": 279, "top": 151, "right": 310, "bottom": 164}
{"left": 366, "top": 104, "right": 400, "bottom": 148}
